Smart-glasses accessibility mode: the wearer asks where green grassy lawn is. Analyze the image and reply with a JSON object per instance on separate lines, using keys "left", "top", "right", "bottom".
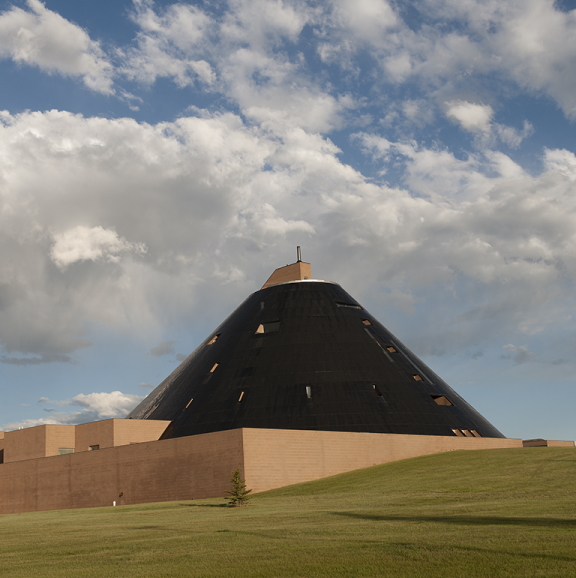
{"left": 1, "top": 447, "right": 575, "bottom": 577}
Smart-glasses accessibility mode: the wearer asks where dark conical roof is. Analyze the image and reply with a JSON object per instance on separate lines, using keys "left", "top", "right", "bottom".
{"left": 128, "top": 268, "right": 504, "bottom": 440}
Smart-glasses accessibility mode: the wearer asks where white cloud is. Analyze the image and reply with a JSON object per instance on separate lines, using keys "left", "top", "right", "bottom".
{"left": 544, "top": 148, "right": 576, "bottom": 182}
{"left": 220, "top": 0, "right": 311, "bottom": 49}
{"left": 3, "top": 0, "right": 574, "bottom": 129}
{"left": 122, "top": 0, "right": 218, "bottom": 87}
{"left": 122, "top": 0, "right": 346, "bottom": 133}
{"left": 308, "top": 0, "right": 576, "bottom": 120}
{"left": 494, "top": 120, "right": 534, "bottom": 149}
{"left": 492, "top": 0, "right": 576, "bottom": 118}
{"left": 330, "top": 0, "right": 399, "bottom": 46}
{"left": 72, "top": 391, "right": 142, "bottom": 418}
{"left": 132, "top": 0, "right": 212, "bottom": 49}
{"left": 0, "top": 106, "right": 575, "bottom": 371}
{"left": 2, "top": 390, "right": 143, "bottom": 430}
{"left": 0, "top": 0, "right": 114, "bottom": 93}
{"left": 429, "top": 1, "right": 576, "bottom": 118}
{"left": 445, "top": 101, "right": 533, "bottom": 149}
{"left": 121, "top": 33, "right": 215, "bottom": 87}
{"left": 50, "top": 226, "right": 147, "bottom": 270}
{"left": 446, "top": 100, "right": 493, "bottom": 134}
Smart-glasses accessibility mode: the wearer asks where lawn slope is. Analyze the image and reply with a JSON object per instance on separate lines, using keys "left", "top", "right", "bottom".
{"left": 1, "top": 447, "right": 575, "bottom": 578}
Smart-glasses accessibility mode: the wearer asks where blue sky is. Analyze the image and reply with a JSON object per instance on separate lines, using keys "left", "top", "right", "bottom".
{"left": 1, "top": 0, "right": 576, "bottom": 440}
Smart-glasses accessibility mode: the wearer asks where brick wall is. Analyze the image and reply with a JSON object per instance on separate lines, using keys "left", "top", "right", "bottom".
{"left": 0, "top": 427, "right": 524, "bottom": 515}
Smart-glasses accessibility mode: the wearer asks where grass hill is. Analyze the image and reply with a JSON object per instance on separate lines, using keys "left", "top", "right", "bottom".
{"left": 1, "top": 447, "right": 575, "bottom": 577}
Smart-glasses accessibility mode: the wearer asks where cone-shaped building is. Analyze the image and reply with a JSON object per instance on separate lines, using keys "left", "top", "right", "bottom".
{"left": 128, "top": 258, "right": 504, "bottom": 440}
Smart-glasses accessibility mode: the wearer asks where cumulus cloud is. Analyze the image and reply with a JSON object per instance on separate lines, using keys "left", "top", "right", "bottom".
{"left": 493, "top": 121, "right": 534, "bottom": 148}
{"left": 446, "top": 101, "right": 493, "bottom": 134}
{"left": 444, "top": 100, "right": 533, "bottom": 149}
{"left": 122, "top": 0, "right": 216, "bottom": 87}
{"left": 544, "top": 148, "right": 576, "bottom": 181}
{"left": 2, "top": 0, "right": 576, "bottom": 130}
{"left": 72, "top": 391, "right": 142, "bottom": 417}
{"left": 0, "top": 105, "right": 575, "bottom": 370}
{"left": 2, "top": 390, "right": 143, "bottom": 430}
{"left": 306, "top": 0, "right": 576, "bottom": 120}
{"left": 0, "top": 0, "right": 114, "bottom": 93}
{"left": 120, "top": 0, "right": 347, "bottom": 133}
{"left": 50, "top": 226, "right": 147, "bottom": 270}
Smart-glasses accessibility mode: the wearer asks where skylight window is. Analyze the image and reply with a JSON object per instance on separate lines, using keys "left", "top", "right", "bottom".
{"left": 255, "top": 321, "right": 280, "bottom": 333}
{"left": 431, "top": 394, "right": 453, "bottom": 406}
{"left": 207, "top": 334, "right": 220, "bottom": 345}
{"left": 335, "top": 302, "right": 363, "bottom": 310}
{"left": 452, "top": 428, "right": 480, "bottom": 437}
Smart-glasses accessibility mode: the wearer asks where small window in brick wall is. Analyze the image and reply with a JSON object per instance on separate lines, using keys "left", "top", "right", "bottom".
{"left": 58, "top": 448, "right": 74, "bottom": 455}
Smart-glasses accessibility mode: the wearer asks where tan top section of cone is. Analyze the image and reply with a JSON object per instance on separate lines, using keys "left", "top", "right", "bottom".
{"left": 261, "top": 261, "right": 312, "bottom": 289}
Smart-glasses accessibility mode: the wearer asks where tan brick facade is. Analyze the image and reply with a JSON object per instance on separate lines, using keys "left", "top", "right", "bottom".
{"left": 522, "top": 438, "right": 575, "bottom": 447}
{"left": 241, "top": 428, "right": 523, "bottom": 492}
{"left": 2, "top": 419, "right": 171, "bottom": 464}
{"left": 0, "top": 428, "right": 243, "bottom": 514}
{"left": 0, "top": 423, "right": 524, "bottom": 515}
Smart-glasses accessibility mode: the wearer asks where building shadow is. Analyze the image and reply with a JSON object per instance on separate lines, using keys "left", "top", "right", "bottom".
{"left": 179, "top": 503, "right": 229, "bottom": 508}
{"left": 332, "top": 511, "right": 576, "bottom": 528}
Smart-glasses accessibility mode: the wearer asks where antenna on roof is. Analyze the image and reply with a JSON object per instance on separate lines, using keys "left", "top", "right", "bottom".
{"left": 297, "top": 246, "right": 302, "bottom": 262}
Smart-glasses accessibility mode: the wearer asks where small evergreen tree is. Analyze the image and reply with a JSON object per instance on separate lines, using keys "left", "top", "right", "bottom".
{"left": 226, "top": 467, "right": 252, "bottom": 507}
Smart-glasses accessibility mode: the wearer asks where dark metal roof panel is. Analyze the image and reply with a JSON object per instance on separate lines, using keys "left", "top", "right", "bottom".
{"left": 127, "top": 281, "right": 505, "bottom": 439}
